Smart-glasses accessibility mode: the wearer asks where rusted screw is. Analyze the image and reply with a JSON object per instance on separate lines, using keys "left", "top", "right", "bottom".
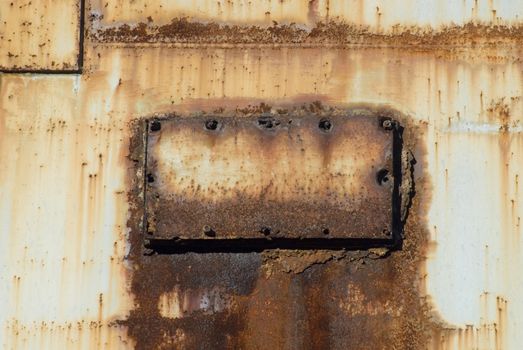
{"left": 322, "top": 228, "right": 330, "bottom": 235}
{"left": 318, "top": 118, "right": 332, "bottom": 132}
{"left": 381, "top": 119, "right": 393, "bottom": 130}
{"left": 150, "top": 120, "right": 161, "bottom": 132}
{"left": 205, "top": 119, "right": 219, "bottom": 131}
{"left": 203, "top": 225, "right": 216, "bottom": 237}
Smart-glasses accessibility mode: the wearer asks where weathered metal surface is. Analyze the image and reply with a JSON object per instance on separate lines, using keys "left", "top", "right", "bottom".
{"left": 89, "top": 0, "right": 523, "bottom": 31}
{"left": 1, "top": 1, "right": 523, "bottom": 349}
{"left": 0, "top": 0, "right": 82, "bottom": 71}
{"left": 144, "top": 113, "right": 399, "bottom": 244}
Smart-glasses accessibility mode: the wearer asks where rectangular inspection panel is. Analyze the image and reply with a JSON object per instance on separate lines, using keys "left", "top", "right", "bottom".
{"left": 0, "top": 0, "right": 81, "bottom": 71}
{"left": 145, "top": 113, "right": 398, "bottom": 243}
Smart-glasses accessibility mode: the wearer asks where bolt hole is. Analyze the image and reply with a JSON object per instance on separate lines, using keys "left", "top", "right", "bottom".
{"left": 318, "top": 118, "right": 332, "bottom": 132}
{"left": 147, "top": 173, "right": 155, "bottom": 183}
{"left": 205, "top": 119, "right": 219, "bottom": 131}
{"left": 322, "top": 228, "right": 330, "bottom": 235}
{"left": 376, "top": 169, "right": 390, "bottom": 185}
{"left": 150, "top": 120, "right": 161, "bottom": 132}
{"left": 261, "top": 227, "right": 271, "bottom": 236}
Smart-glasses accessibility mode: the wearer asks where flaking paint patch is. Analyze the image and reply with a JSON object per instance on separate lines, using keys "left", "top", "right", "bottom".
{"left": 158, "top": 287, "right": 235, "bottom": 319}
{"left": 262, "top": 249, "right": 347, "bottom": 275}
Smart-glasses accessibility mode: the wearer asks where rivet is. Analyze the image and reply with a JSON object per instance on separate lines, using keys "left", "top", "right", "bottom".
{"left": 205, "top": 119, "right": 219, "bottom": 131}
{"left": 381, "top": 119, "right": 393, "bottom": 130}
{"left": 318, "top": 118, "right": 332, "bottom": 132}
{"left": 150, "top": 120, "right": 161, "bottom": 132}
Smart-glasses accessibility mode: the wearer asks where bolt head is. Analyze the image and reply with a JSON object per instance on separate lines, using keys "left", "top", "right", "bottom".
{"left": 382, "top": 119, "right": 393, "bottom": 130}
{"left": 150, "top": 120, "right": 161, "bottom": 132}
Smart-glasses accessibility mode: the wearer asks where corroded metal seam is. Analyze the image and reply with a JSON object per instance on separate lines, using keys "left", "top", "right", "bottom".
{"left": 91, "top": 19, "right": 523, "bottom": 48}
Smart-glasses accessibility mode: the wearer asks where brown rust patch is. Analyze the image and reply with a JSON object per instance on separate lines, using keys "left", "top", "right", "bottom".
{"left": 123, "top": 103, "right": 438, "bottom": 349}
{"left": 486, "top": 98, "right": 518, "bottom": 132}
{"left": 92, "top": 18, "right": 523, "bottom": 48}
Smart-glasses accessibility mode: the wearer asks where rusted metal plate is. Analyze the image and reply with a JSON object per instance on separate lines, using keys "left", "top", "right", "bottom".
{"left": 0, "top": 0, "right": 82, "bottom": 71}
{"left": 144, "top": 111, "right": 400, "bottom": 249}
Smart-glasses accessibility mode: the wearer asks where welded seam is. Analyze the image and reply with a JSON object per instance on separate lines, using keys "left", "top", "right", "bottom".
{"left": 142, "top": 120, "right": 150, "bottom": 250}
{"left": 391, "top": 119, "right": 404, "bottom": 249}
{"left": 77, "top": 0, "right": 85, "bottom": 71}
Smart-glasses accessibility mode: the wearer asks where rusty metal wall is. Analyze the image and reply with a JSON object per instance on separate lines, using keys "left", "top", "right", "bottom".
{"left": 1, "top": 0, "right": 522, "bottom": 349}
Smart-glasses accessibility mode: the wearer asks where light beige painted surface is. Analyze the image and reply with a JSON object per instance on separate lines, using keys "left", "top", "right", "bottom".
{"left": 0, "top": 0, "right": 80, "bottom": 70}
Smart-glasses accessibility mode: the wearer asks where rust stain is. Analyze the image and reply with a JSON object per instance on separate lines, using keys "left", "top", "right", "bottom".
{"left": 307, "top": 0, "right": 320, "bottom": 24}
{"left": 123, "top": 104, "right": 435, "bottom": 349}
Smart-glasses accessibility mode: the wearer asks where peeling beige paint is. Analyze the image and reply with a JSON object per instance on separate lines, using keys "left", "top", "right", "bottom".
{"left": 0, "top": 76, "right": 133, "bottom": 348}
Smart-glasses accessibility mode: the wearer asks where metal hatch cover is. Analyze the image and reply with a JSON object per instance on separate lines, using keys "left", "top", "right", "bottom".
{"left": 144, "top": 111, "right": 401, "bottom": 251}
